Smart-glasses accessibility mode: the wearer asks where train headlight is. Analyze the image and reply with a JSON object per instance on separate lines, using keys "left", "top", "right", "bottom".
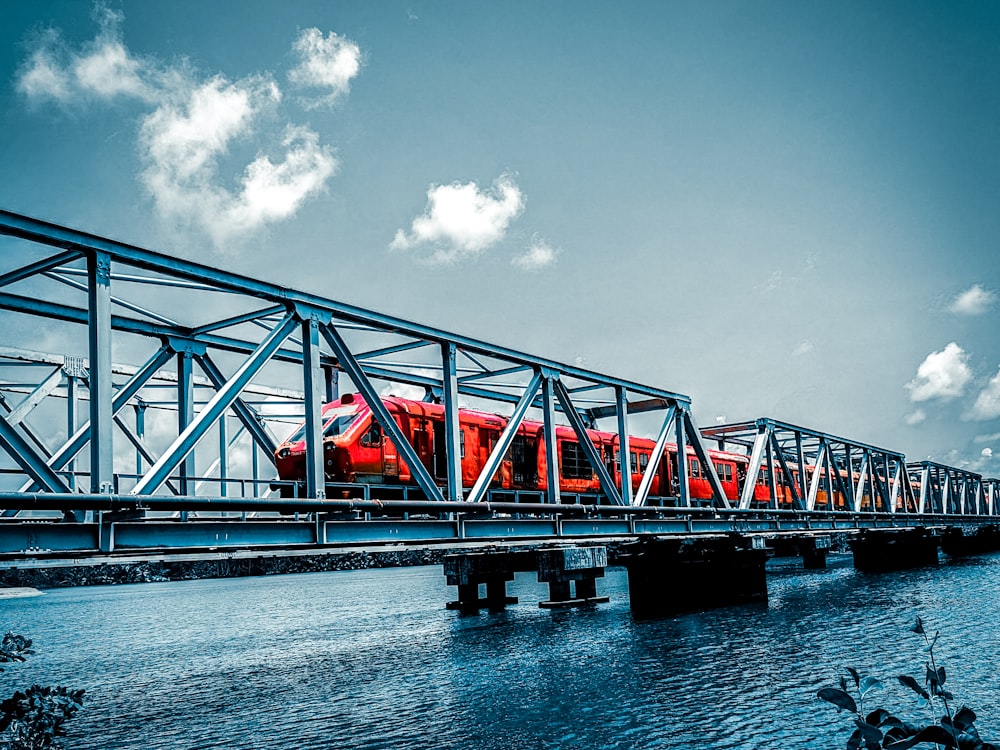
{"left": 277, "top": 447, "right": 290, "bottom": 459}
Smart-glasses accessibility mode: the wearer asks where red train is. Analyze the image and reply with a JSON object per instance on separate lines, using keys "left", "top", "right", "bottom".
{"left": 274, "top": 393, "right": 766, "bottom": 504}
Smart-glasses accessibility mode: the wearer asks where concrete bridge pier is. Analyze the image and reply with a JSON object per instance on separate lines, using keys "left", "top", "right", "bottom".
{"left": 799, "top": 535, "right": 831, "bottom": 570}
{"left": 621, "top": 535, "right": 769, "bottom": 619}
{"left": 941, "top": 525, "right": 1000, "bottom": 558}
{"left": 443, "top": 551, "right": 527, "bottom": 612}
{"left": 850, "top": 528, "right": 939, "bottom": 572}
{"left": 536, "top": 547, "right": 609, "bottom": 609}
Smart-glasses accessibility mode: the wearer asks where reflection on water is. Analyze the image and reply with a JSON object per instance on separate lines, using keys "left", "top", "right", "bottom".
{"left": 2, "top": 553, "right": 999, "bottom": 749}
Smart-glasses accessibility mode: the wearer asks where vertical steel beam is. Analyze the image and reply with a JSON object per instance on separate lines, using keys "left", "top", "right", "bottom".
{"left": 766, "top": 439, "right": 778, "bottom": 509}
{"left": 843, "top": 445, "right": 855, "bottom": 509}
{"left": 301, "top": 316, "right": 326, "bottom": 499}
{"left": 218, "top": 415, "right": 228, "bottom": 497}
{"left": 633, "top": 405, "right": 676, "bottom": 507}
{"left": 541, "top": 373, "right": 561, "bottom": 505}
{"left": 66, "top": 375, "right": 78, "bottom": 491}
{"left": 131, "top": 313, "right": 297, "bottom": 496}
{"left": 616, "top": 387, "right": 632, "bottom": 506}
{"left": 770, "top": 434, "right": 802, "bottom": 509}
{"left": 795, "top": 432, "right": 807, "bottom": 503}
{"left": 323, "top": 365, "right": 339, "bottom": 403}
{"left": 134, "top": 402, "right": 146, "bottom": 475}
{"left": 441, "top": 343, "right": 462, "bottom": 502}
{"left": 674, "top": 405, "right": 690, "bottom": 507}
{"left": 87, "top": 250, "right": 113, "bottom": 493}
{"left": 806, "top": 443, "right": 826, "bottom": 511}
{"left": 176, "top": 347, "right": 195, "bottom": 496}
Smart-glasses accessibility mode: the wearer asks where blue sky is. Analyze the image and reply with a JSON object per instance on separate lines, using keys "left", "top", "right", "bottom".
{"left": 2, "top": 1, "right": 999, "bottom": 474}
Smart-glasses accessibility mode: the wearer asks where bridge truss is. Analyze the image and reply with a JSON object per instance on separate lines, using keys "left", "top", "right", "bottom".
{"left": 0, "top": 209, "right": 730, "bottom": 517}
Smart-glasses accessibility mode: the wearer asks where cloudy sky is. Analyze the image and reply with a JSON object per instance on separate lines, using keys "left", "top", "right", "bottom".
{"left": 2, "top": 1, "right": 999, "bottom": 474}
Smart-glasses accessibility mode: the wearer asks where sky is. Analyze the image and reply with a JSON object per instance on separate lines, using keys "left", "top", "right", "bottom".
{"left": 1, "top": 0, "right": 999, "bottom": 476}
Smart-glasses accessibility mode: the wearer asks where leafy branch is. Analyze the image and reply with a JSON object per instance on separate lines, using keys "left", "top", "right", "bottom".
{"left": 1, "top": 631, "right": 84, "bottom": 750}
{"left": 817, "top": 618, "right": 996, "bottom": 749}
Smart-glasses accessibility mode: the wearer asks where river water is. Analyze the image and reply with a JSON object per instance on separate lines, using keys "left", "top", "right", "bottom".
{"left": 2, "top": 553, "right": 999, "bottom": 749}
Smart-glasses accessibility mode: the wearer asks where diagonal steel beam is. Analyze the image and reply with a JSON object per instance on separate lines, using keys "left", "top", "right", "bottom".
{"left": 739, "top": 424, "right": 769, "bottom": 509}
{"left": 633, "top": 405, "right": 676, "bottom": 507}
{"left": 552, "top": 377, "right": 622, "bottom": 505}
{"left": 0, "top": 415, "right": 71, "bottom": 493}
{"left": 6, "top": 367, "right": 64, "bottom": 426}
{"left": 112, "top": 413, "right": 180, "bottom": 495}
{"left": 131, "top": 313, "right": 296, "bottom": 496}
{"left": 320, "top": 323, "right": 443, "bottom": 502}
{"left": 18, "top": 344, "right": 174, "bottom": 492}
{"left": 466, "top": 370, "right": 542, "bottom": 504}
{"left": 684, "top": 410, "right": 730, "bottom": 508}
{"left": 196, "top": 354, "right": 278, "bottom": 458}
{"left": 0, "top": 249, "right": 83, "bottom": 288}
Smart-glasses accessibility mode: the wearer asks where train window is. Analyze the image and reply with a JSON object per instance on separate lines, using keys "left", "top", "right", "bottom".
{"left": 561, "top": 441, "right": 594, "bottom": 479}
{"left": 689, "top": 458, "right": 702, "bottom": 478}
{"left": 638, "top": 452, "right": 649, "bottom": 471}
{"left": 604, "top": 445, "right": 616, "bottom": 474}
{"left": 284, "top": 403, "right": 360, "bottom": 443}
{"left": 630, "top": 452, "right": 638, "bottom": 473}
{"left": 460, "top": 429, "right": 465, "bottom": 459}
{"left": 360, "top": 423, "right": 382, "bottom": 448}
{"left": 714, "top": 462, "right": 733, "bottom": 482}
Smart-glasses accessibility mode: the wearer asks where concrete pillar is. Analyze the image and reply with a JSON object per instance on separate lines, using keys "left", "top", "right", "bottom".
{"left": 940, "top": 524, "right": 1000, "bottom": 558}
{"left": 621, "top": 536, "right": 769, "bottom": 619}
{"left": 443, "top": 551, "right": 531, "bottom": 612}
{"left": 800, "top": 535, "right": 831, "bottom": 570}
{"left": 850, "top": 528, "right": 939, "bottom": 572}
{"left": 536, "top": 547, "right": 609, "bottom": 608}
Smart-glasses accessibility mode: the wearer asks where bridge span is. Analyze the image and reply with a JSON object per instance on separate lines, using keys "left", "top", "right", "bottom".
{"left": 1, "top": 209, "right": 999, "bottom": 612}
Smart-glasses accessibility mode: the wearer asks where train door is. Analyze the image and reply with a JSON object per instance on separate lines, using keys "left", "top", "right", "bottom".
{"left": 511, "top": 434, "right": 535, "bottom": 487}
{"left": 432, "top": 420, "right": 447, "bottom": 479}
{"left": 478, "top": 427, "right": 502, "bottom": 487}
{"left": 412, "top": 420, "right": 434, "bottom": 475}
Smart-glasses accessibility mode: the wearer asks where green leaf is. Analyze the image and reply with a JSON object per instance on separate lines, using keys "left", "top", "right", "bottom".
{"left": 854, "top": 718, "right": 884, "bottom": 744}
{"left": 818, "top": 687, "right": 858, "bottom": 713}
{"left": 847, "top": 667, "right": 861, "bottom": 688}
{"left": 859, "top": 676, "right": 882, "bottom": 696}
{"left": 937, "top": 666, "right": 946, "bottom": 686}
{"left": 953, "top": 706, "right": 977, "bottom": 731}
{"left": 897, "top": 675, "right": 929, "bottom": 700}
{"left": 866, "top": 708, "right": 891, "bottom": 727}
{"left": 910, "top": 617, "right": 924, "bottom": 635}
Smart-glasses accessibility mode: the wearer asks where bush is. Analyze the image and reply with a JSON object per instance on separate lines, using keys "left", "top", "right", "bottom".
{"left": 0, "top": 632, "right": 84, "bottom": 750}
{"left": 818, "top": 618, "right": 996, "bottom": 749}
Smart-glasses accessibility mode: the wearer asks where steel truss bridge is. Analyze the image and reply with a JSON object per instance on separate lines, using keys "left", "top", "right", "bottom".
{"left": 0, "top": 209, "right": 997, "bottom": 560}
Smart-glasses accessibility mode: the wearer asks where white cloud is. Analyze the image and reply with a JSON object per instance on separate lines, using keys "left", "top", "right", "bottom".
{"left": 391, "top": 174, "right": 525, "bottom": 263}
{"left": 792, "top": 340, "right": 814, "bottom": 357}
{"left": 288, "top": 28, "right": 362, "bottom": 108}
{"left": 905, "top": 342, "right": 971, "bottom": 402}
{"left": 512, "top": 236, "right": 558, "bottom": 271}
{"left": 982, "top": 447, "right": 993, "bottom": 459}
{"left": 974, "top": 432, "right": 1000, "bottom": 444}
{"left": 16, "top": 6, "right": 351, "bottom": 250}
{"left": 949, "top": 284, "right": 996, "bottom": 315}
{"left": 967, "top": 366, "right": 1000, "bottom": 421}
{"left": 904, "top": 410, "right": 926, "bottom": 426}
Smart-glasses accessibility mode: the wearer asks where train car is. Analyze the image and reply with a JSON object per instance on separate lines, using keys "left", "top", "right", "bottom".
{"left": 274, "top": 393, "right": 750, "bottom": 503}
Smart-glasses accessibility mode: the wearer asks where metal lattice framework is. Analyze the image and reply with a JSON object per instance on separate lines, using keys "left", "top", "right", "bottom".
{"left": 0, "top": 209, "right": 731, "bottom": 514}
{"left": 702, "top": 418, "right": 918, "bottom": 513}
{"left": 907, "top": 461, "right": 985, "bottom": 515}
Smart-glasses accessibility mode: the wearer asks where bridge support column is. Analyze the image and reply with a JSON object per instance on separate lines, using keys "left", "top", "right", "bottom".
{"left": 621, "top": 536, "right": 769, "bottom": 619}
{"left": 536, "top": 547, "right": 609, "bottom": 609}
{"left": 941, "top": 525, "right": 1000, "bottom": 558}
{"left": 850, "top": 528, "right": 939, "bottom": 572}
{"left": 443, "top": 551, "right": 530, "bottom": 612}
{"left": 800, "top": 535, "right": 831, "bottom": 570}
